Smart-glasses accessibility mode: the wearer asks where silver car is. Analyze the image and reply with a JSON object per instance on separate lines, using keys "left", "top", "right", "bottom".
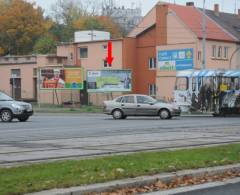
{"left": 0, "top": 91, "right": 33, "bottom": 122}
{"left": 104, "top": 94, "right": 181, "bottom": 119}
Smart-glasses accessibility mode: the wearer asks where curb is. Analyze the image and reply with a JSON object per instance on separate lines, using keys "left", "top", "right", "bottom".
{"left": 144, "top": 177, "right": 240, "bottom": 194}
{"left": 27, "top": 163, "right": 240, "bottom": 195}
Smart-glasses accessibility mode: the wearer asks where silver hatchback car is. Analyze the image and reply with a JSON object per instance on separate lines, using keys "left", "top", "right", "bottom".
{"left": 104, "top": 94, "right": 181, "bottom": 119}
{"left": 0, "top": 91, "right": 33, "bottom": 122}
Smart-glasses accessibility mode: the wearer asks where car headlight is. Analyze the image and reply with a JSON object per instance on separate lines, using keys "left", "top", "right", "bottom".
{"left": 11, "top": 104, "right": 22, "bottom": 110}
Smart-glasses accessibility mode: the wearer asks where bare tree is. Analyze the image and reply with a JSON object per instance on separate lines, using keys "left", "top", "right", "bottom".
{"left": 51, "top": 0, "right": 83, "bottom": 24}
{"left": 51, "top": 0, "right": 103, "bottom": 24}
{"left": 101, "top": 0, "right": 116, "bottom": 16}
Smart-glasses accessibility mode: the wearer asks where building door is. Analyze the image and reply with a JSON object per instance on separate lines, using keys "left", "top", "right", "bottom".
{"left": 11, "top": 69, "right": 21, "bottom": 100}
{"left": 33, "top": 78, "right": 37, "bottom": 101}
{"left": 80, "top": 81, "right": 88, "bottom": 105}
{"left": 11, "top": 78, "right": 21, "bottom": 100}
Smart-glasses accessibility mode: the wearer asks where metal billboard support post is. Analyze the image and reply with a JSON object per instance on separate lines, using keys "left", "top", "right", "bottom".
{"left": 37, "top": 68, "right": 41, "bottom": 108}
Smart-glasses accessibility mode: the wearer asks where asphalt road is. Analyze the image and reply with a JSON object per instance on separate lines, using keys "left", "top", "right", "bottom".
{"left": 176, "top": 181, "right": 240, "bottom": 195}
{"left": 1, "top": 114, "right": 240, "bottom": 166}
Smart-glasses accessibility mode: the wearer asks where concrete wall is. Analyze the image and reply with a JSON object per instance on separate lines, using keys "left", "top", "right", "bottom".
{"left": 128, "top": 6, "right": 156, "bottom": 37}
{"left": 196, "top": 40, "right": 239, "bottom": 70}
{"left": 57, "top": 44, "right": 75, "bottom": 66}
{"left": 75, "top": 40, "right": 123, "bottom": 75}
{"left": 0, "top": 63, "right": 37, "bottom": 99}
{"left": 0, "top": 55, "right": 76, "bottom": 105}
{"left": 136, "top": 27, "right": 157, "bottom": 95}
{"left": 122, "top": 37, "right": 137, "bottom": 93}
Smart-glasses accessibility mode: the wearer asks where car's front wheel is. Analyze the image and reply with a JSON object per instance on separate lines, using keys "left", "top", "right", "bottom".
{"left": 159, "top": 109, "right": 171, "bottom": 120}
{"left": 18, "top": 116, "right": 29, "bottom": 122}
{"left": 112, "top": 109, "right": 124, "bottom": 120}
{"left": 0, "top": 109, "right": 13, "bottom": 122}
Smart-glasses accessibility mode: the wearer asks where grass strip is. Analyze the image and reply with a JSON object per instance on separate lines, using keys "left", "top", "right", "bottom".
{"left": 32, "top": 104, "right": 103, "bottom": 113}
{"left": 1, "top": 144, "right": 240, "bottom": 195}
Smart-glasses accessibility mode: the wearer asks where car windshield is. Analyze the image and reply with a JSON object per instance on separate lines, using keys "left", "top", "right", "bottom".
{"left": 0, "top": 92, "right": 13, "bottom": 101}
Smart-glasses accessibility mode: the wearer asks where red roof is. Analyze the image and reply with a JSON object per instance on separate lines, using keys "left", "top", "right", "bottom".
{"left": 168, "top": 4, "right": 237, "bottom": 42}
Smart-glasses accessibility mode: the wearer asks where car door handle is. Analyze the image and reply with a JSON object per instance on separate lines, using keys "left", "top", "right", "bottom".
{"left": 121, "top": 104, "right": 125, "bottom": 106}
{"left": 137, "top": 105, "right": 141, "bottom": 107}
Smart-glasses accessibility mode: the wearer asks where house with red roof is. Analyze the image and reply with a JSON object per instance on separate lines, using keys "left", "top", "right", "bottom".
{"left": 128, "top": 2, "right": 240, "bottom": 100}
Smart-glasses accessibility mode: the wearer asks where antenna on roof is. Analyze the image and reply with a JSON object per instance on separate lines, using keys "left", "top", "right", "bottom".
{"left": 235, "top": 0, "right": 237, "bottom": 14}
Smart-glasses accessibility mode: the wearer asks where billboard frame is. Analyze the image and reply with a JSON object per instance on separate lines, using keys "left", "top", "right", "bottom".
{"left": 86, "top": 69, "right": 132, "bottom": 93}
{"left": 39, "top": 67, "right": 84, "bottom": 90}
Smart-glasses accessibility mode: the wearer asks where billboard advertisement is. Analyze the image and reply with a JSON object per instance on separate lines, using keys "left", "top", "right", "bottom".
{"left": 158, "top": 48, "right": 194, "bottom": 71}
{"left": 40, "top": 68, "right": 84, "bottom": 90}
{"left": 87, "top": 70, "right": 132, "bottom": 92}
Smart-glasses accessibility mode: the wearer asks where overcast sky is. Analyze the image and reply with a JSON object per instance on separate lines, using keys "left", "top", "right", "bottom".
{"left": 31, "top": 0, "right": 239, "bottom": 16}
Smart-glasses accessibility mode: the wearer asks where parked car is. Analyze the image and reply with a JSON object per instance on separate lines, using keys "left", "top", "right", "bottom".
{"left": 104, "top": 94, "right": 181, "bottom": 119}
{"left": 0, "top": 91, "right": 33, "bottom": 122}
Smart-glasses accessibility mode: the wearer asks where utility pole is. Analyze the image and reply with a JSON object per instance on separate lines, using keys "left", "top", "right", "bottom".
{"left": 202, "top": 0, "right": 206, "bottom": 70}
{"left": 235, "top": 0, "right": 237, "bottom": 14}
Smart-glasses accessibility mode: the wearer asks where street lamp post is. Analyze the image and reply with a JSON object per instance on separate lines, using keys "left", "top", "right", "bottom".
{"left": 202, "top": 0, "right": 206, "bottom": 70}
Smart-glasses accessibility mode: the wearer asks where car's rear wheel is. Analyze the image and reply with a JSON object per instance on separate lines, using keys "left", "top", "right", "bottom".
{"left": 18, "top": 116, "right": 29, "bottom": 122}
{"left": 112, "top": 109, "right": 123, "bottom": 120}
{"left": 1, "top": 109, "right": 13, "bottom": 122}
{"left": 159, "top": 109, "right": 171, "bottom": 120}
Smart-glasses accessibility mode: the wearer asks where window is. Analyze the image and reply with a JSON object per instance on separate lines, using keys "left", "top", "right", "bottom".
{"left": 103, "top": 59, "right": 112, "bottom": 67}
{"left": 149, "top": 84, "right": 156, "bottom": 96}
{"left": 192, "top": 77, "right": 197, "bottom": 92}
{"left": 57, "top": 58, "right": 62, "bottom": 64}
{"left": 137, "top": 95, "right": 156, "bottom": 104}
{"left": 11, "top": 69, "right": 21, "bottom": 78}
{"left": 212, "top": 45, "right": 216, "bottom": 58}
{"left": 103, "top": 45, "right": 108, "bottom": 50}
{"left": 223, "top": 47, "right": 228, "bottom": 59}
{"left": 79, "top": 47, "right": 88, "bottom": 58}
{"left": 218, "top": 46, "right": 222, "bottom": 58}
{"left": 197, "top": 51, "right": 202, "bottom": 61}
{"left": 148, "top": 57, "right": 156, "bottom": 69}
{"left": 0, "top": 92, "right": 12, "bottom": 101}
{"left": 115, "top": 97, "right": 123, "bottom": 103}
{"left": 69, "top": 52, "right": 73, "bottom": 60}
{"left": 175, "top": 77, "right": 188, "bottom": 91}
{"left": 122, "top": 96, "right": 135, "bottom": 103}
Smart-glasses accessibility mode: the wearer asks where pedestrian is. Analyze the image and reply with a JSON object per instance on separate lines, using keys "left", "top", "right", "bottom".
{"left": 206, "top": 84, "right": 213, "bottom": 111}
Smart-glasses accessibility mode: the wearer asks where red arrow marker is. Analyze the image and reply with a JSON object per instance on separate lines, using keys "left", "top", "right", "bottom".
{"left": 106, "top": 41, "right": 114, "bottom": 66}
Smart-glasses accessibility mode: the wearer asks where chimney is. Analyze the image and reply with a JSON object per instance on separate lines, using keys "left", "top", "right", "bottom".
{"left": 214, "top": 4, "right": 219, "bottom": 13}
{"left": 186, "top": 2, "right": 194, "bottom": 6}
{"left": 214, "top": 4, "right": 219, "bottom": 15}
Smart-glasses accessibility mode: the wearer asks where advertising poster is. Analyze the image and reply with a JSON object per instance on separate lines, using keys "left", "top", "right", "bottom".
{"left": 87, "top": 70, "right": 132, "bottom": 92}
{"left": 40, "top": 68, "right": 83, "bottom": 90}
{"left": 158, "top": 48, "right": 194, "bottom": 71}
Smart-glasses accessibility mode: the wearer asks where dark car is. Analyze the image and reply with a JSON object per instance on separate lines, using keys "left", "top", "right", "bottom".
{"left": 0, "top": 91, "right": 33, "bottom": 122}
